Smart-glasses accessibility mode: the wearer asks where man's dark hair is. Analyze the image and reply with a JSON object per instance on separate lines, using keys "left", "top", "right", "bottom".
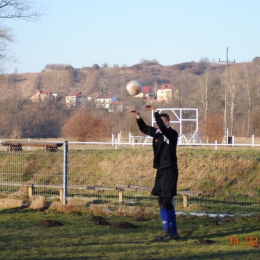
{"left": 160, "top": 113, "right": 170, "bottom": 122}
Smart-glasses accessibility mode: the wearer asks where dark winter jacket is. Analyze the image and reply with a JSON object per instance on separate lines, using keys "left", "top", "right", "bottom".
{"left": 137, "top": 112, "right": 178, "bottom": 170}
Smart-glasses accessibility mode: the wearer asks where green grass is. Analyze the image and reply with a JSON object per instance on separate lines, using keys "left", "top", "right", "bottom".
{"left": 0, "top": 208, "right": 259, "bottom": 260}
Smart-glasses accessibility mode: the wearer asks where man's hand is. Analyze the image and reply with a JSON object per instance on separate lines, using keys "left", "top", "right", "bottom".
{"left": 145, "top": 105, "right": 157, "bottom": 112}
{"left": 129, "top": 110, "right": 139, "bottom": 115}
{"left": 129, "top": 110, "right": 141, "bottom": 119}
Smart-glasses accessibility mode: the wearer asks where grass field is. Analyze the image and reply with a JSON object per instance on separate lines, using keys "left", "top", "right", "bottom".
{"left": 0, "top": 141, "right": 260, "bottom": 259}
{"left": 0, "top": 207, "right": 259, "bottom": 260}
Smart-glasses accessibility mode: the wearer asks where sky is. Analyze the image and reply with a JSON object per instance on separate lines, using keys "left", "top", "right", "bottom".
{"left": 4, "top": 0, "right": 260, "bottom": 74}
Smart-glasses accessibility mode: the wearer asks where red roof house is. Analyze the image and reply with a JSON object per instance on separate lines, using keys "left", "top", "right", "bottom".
{"left": 65, "top": 91, "right": 86, "bottom": 108}
{"left": 135, "top": 86, "right": 151, "bottom": 98}
{"left": 28, "top": 90, "right": 55, "bottom": 102}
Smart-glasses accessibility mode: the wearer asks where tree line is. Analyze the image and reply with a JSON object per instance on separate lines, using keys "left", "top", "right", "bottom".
{"left": 0, "top": 97, "right": 146, "bottom": 140}
{"left": 1, "top": 57, "right": 260, "bottom": 141}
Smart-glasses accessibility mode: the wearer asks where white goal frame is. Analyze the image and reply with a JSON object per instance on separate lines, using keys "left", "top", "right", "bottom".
{"left": 151, "top": 108, "right": 199, "bottom": 144}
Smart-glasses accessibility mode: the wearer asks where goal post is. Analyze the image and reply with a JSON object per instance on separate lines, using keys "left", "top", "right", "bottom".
{"left": 151, "top": 108, "right": 199, "bottom": 144}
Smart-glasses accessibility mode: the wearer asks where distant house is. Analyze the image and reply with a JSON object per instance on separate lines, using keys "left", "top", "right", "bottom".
{"left": 95, "top": 93, "right": 119, "bottom": 110}
{"left": 86, "top": 91, "right": 102, "bottom": 101}
{"left": 135, "top": 86, "right": 151, "bottom": 98}
{"left": 157, "top": 84, "right": 174, "bottom": 102}
{"left": 109, "top": 101, "right": 123, "bottom": 112}
{"left": 65, "top": 91, "right": 86, "bottom": 108}
{"left": 28, "top": 90, "right": 55, "bottom": 103}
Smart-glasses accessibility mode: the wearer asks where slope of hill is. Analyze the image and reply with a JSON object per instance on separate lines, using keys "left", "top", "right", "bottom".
{"left": 1, "top": 61, "right": 226, "bottom": 101}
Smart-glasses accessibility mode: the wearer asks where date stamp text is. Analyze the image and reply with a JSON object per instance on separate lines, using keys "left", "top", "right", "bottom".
{"left": 229, "top": 236, "right": 258, "bottom": 246}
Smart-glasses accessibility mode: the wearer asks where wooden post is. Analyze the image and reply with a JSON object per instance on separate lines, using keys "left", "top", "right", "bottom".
{"left": 28, "top": 186, "right": 33, "bottom": 198}
{"left": 60, "top": 188, "right": 63, "bottom": 202}
{"left": 183, "top": 195, "right": 188, "bottom": 208}
{"left": 118, "top": 190, "right": 123, "bottom": 203}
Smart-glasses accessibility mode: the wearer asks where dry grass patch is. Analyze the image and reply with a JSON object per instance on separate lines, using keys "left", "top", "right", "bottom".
{"left": 0, "top": 198, "right": 29, "bottom": 208}
{"left": 48, "top": 202, "right": 84, "bottom": 215}
{"left": 29, "top": 196, "right": 47, "bottom": 210}
{"left": 87, "top": 203, "right": 113, "bottom": 216}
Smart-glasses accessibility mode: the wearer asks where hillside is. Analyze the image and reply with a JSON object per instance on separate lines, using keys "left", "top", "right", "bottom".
{"left": 2, "top": 59, "right": 260, "bottom": 139}
{"left": 0, "top": 61, "right": 226, "bottom": 100}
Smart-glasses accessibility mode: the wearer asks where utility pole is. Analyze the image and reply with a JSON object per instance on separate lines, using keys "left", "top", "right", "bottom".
{"left": 219, "top": 47, "right": 235, "bottom": 143}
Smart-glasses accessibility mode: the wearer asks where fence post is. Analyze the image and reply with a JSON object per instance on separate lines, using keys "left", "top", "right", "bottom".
{"left": 252, "top": 135, "right": 254, "bottom": 147}
{"left": 60, "top": 188, "right": 63, "bottom": 202}
{"left": 28, "top": 185, "right": 33, "bottom": 198}
{"left": 118, "top": 132, "right": 121, "bottom": 145}
{"left": 183, "top": 195, "right": 188, "bottom": 208}
{"left": 118, "top": 189, "right": 123, "bottom": 203}
{"left": 112, "top": 134, "right": 114, "bottom": 146}
{"left": 214, "top": 140, "right": 218, "bottom": 150}
{"left": 129, "top": 133, "right": 131, "bottom": 144}
{"left": 28, "top": 138, "right": 30, "bottom": 151}
{"left": 63, "top": 141, "right": 68, "bottom": 205}
{"left": 232, "top": 136, "right": 234, "bottom": 147}
{"left": 226, "top": 128, "right": 229, "bottom": 144}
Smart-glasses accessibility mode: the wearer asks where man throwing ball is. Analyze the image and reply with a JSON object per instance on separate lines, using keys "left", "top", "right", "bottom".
{"left": 129, "top": 105, "right": 179, "bottom": 240}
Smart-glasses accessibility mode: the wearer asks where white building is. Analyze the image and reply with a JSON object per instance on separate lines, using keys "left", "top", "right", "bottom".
{"left": 65, "top": 92, "right": 86, "bottom": 108}
{"left": 95, "top": 93, "right": 119, "bottom": 110}
{"left": 86, "top": 91, "right": 102, "bottom": 101}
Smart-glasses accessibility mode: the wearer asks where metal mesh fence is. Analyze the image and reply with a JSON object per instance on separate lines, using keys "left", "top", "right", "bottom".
{"left": 0, "top": 141, "right": 64, "bottom": 199}
{"left": 67, "top": 142, "right": 155, "bottom": 204}
{"left": 176, "top": 144, "right": 260, "bottom": 214}
{"left": 0, "top": 140, "right": 259, "bottom": 214}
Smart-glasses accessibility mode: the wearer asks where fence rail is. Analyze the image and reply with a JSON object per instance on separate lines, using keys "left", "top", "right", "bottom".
{"left": 0, "top": 140, "right": 259, "bottom": 214}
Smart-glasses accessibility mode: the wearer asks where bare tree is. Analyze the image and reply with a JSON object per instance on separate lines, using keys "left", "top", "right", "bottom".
{"left": 0, "top": 0, "right": 44, "bottom": 20}
{"left": 199, "top": 113, "right": 223, "bottom": 143}
{"left": 173, "top": 70, "right": 195, "bottom": 108}
{"left": 239, "top": 63, "right": 254, "bottom": 137}
{"left": 0, "top": 0, "right": 45, "bottom": 65}
{"left": 226, "top": 66, "right": 241, "bottom": 136}
{"left": 194, "top": 73, "right": 210, "bottom": 122}
{"left": 62, "top": 111, "right": 111, "bottom": 141}
{"left": 251, "top": 108, "right": 260, "bottom": 136}
{"left": 0, "top": 23, "right": 13, "bottom": 64}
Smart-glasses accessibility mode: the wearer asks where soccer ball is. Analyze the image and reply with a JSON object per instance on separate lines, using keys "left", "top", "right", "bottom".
{"left": 126, "top": 80, "right": 142, "bottom": 96}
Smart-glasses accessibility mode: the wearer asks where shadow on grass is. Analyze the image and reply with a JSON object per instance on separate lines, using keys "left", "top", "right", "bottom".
{"left": 29, "top": 248, "right": 260, "bottom": 260}
{"left": 182, "top": 227, "right": 260, "bottom": 241}
{"left": 0, "top": 207, "right": 35, "bottom": 214}
{"left": 150, "top": 250, "right": 260, "bottom": 260}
